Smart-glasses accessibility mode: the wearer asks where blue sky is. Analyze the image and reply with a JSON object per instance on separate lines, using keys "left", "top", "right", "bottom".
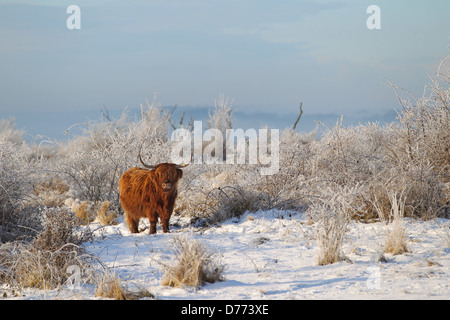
{"left": 0, "top": 0, "right": 449, "bottom": 121}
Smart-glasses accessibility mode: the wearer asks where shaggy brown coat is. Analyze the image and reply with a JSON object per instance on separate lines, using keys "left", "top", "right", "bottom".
{"left": 119, "top": 163, "right": 183, "bottom": 234}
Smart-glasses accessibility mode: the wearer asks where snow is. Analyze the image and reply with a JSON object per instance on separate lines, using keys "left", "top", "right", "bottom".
{"left": 4, "top": 210, "right": 450, "bottom": 300}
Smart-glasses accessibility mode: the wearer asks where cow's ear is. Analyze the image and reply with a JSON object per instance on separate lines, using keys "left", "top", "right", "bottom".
{"left": 177, "top": 169, "right": 183, "bottom": 180}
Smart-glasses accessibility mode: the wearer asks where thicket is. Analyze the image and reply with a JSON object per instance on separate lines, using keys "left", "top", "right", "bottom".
{"left": 0, "top": 56, "right": 448, "bottom": 290}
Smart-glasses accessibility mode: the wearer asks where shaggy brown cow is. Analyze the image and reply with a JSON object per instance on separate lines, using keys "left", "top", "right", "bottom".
{"left": 119, "top": 153, "right": 188, "bottom": 234}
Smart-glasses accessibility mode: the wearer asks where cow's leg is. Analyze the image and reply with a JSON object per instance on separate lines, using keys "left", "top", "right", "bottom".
{"left": 161, "top": 218, "right": 170, "bottom": 233}
{"left": 149, "top": 212, "right": 158, "bottom": 234}
{"left": 125, "top": 213, "right": 139, "bottom": 233}
{"left": 149, "top": 223, "right": 157, "bottom": 234}
{"left": 161, "top": 204, "right": 173, "bottom": 233}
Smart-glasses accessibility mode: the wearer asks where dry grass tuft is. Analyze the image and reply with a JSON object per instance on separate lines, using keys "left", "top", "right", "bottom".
{"left": 310, "top": 186, "right": 357, "bottom": 265}
{"left": 95, "top": 270, "right": 155, "bottom": 300}
{"left": 382, "top": 192, "right": 409, "bottom": 255}
{"left": 315, "top": 208, "right": 350, "bottom": 266}
{"left": 65, "top": 199, "right": 118, "bottom": 226}
{"left": 95, "top": 201, "right": 118, "bottom": 226}
{"left": 0, "top": 207, "right": 94, "bottom": 289}
{"left": 160, "top": 235, "right": 225, "bottom": 288}
{"left": 65, "top": 199, "right": 95, "bottom": 225}
{"left": 95, "top": 271, "right": 127, "bottom": 300}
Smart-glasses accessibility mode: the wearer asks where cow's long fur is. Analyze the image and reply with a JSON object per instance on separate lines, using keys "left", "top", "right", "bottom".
{"left": 119, "top": 163, "right": 183, "bottom": 234}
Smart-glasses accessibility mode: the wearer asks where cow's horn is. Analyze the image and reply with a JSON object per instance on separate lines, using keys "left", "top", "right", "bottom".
{"left": 138, "top": 146, "right": 155, "bottom": 169}
{"left": 175, "top": 154, "right": 192, "bottom": 169}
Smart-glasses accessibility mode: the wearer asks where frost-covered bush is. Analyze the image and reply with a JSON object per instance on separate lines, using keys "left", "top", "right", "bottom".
{"left": 261, "top": 128, "right": 317, "bottom": 210}
{"left": 0, "top": 136, "right": 41, "bottom": 242}
{"left": 0, "top": 207, "right": 95, "bottom": 289}
{"left": 306, "top": 121, "right": 390, "bottom": 220}
{"left": 208, "top": 94, "right": 233, "bottom": 137}
{"left": 309, "top": 185, "right": 359, "bottom": 265}
{"left": 388, "top": 58, "right": 449, "bottom": 172}
{"left": 311, "top": 120, "right": 387, "bottom": 186}
{"left": 0, "top": 142, "right": 26, "bottom": 217}
{"left": 377, "top": 58, "right": 449, "bottom": 219}
{"left": 0, "top": 118, "right": 24, "bottom": 145}
{"left": 178, "top": 125, "right": 318, "bottom": 225}
{"left": 61, "top": 101, "right": 173, "bottom": 210}
{"left": 305, "top": 60, "right": 449, "bottom": 220}
{"left": 175, "top": 66, "right": 448, "bottom": 223}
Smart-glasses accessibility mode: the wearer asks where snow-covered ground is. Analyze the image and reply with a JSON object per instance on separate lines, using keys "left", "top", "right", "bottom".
{"left": 6, "top": 210, "right": 450, "bottom": 300}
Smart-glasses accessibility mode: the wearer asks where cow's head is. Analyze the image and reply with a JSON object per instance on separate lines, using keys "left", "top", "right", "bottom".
{"left": 138, "top": 151, "right": 189, "bottom": 193}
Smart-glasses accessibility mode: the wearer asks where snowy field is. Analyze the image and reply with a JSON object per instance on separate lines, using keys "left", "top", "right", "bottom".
{"left": 8, "top": 210, "right": 449, "bottom": 300}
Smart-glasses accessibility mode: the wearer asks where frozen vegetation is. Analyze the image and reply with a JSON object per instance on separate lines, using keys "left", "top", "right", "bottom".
{"left": 0, "top": 58, "right": 449, "bottom": 300}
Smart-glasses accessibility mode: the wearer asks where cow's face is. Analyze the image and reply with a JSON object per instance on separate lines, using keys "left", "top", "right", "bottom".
{"left": 154, "top": 164, "right": 183, "bottom": 193}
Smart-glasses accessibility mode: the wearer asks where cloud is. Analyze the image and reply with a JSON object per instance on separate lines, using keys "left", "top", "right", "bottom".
{"left": 220, "top": 1, "right": 348, "bottom": 53}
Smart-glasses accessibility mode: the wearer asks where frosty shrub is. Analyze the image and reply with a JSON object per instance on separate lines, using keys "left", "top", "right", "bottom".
{"left": 33, "top": 175, "right": 70, "bottom": 208}
{"left": 388, "top": 58, "right": 449, "bottom": 172}
{"left": 174, "top": 117, "right": 316, "bottom": 225}
{"left": 160, "top": 235, "right": 225, "bottom": 288}
{"left": 307, "top": 66, "right": 449, "bottom": 220}
{"left": 312, "top": 120, "right": 387, "bottom": 186}
{"left": 173, "top": 74, "right": 448, "bottom": 225}
{"left": 208, "top": 94, "right": 233, "bottom": 139}
{"left": 61, "top": 114, "right": 132, "bottom": 206}
{"left": 33, "top": 206, "right": 92, "bottom": 250}
{"left": 310, "top": 186, "right": 359, "bottom": 265}
{"left": 61, "top": 100, "right": 173, "bottom": 210}
{"left": 199, "top": 185, "right": 264, "bottom": 225}
{"left": 381, "top": 57, "right": 449, "bottom": 218}
{"left": 0, "top": 135, "right": 42, "bottom": 242}
{"left": 0, "top": 118, "right": 24, "bottom": 145}
{"left": 0, "top": 142, "right": 26, "bottom": 238}
{"left": 175, "top": 163, "right": 267, "bottom": 226}
{"left": 284, "top": 120, "right": 388, "bottom": 222}
{"left": 174, "top": 98, "right": 268, "bottom": 224}
{"left": 0, "top": 241, "right": 93, "bottom": 289}
{"left": 260, "top": 128, "right": 317, "bottom": 210}
{"left": 0, "top": 207, "right": 95, "bottom": 289}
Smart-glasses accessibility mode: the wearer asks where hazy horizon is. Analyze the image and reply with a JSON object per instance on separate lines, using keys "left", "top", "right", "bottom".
{"left": 1, "top": 104, "right": 398, "bottom": 142}
{"left": 1, "top": 1, "right": 449, "bottom": 138}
